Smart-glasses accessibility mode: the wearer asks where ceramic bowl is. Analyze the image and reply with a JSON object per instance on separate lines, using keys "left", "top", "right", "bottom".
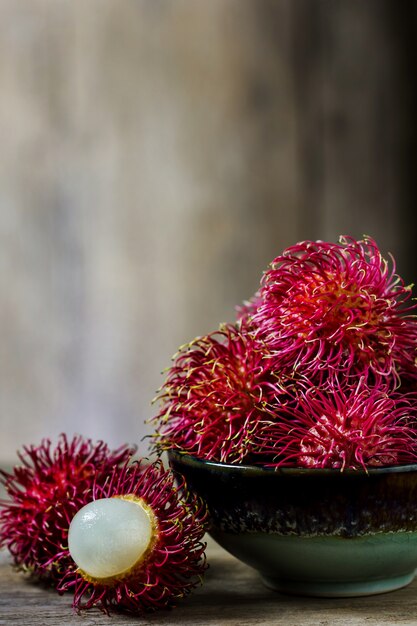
{"left": 168, "top": 450, "right": 417, "bottom": 597}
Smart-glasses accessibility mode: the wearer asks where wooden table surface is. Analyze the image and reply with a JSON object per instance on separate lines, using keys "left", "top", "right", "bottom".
{"left": 2, "top": 537, "right": 417, "bottom": 626}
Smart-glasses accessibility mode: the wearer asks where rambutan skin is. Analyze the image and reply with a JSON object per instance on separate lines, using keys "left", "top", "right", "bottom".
{"left": 258, "top": 377, "right": 417, "bottom": 470}
{"left": 58, "top": 460, "right": 208, "bottom": 614}
{"left": 0, "top": 434, "right": 135, "bottom": 583}
{"left": 152, "top": 323, "right": 283, "bottom": 464}
{"left": 251, "top": 236, "right": 417, "bottom": 381}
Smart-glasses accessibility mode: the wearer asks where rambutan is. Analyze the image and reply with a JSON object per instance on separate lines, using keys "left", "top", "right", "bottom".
{"left": 152, "top": 323, "right": 282, "bottom": 464}
{"left": 60, "top": 460, "right": 207, "bottom": 613}
{"left": 0, "top": 434, "right": 135, "bottom": 583}
{"left": 259, "top": 377, "right": 417, "bottom": 470}
{"left": 251, "top": 236, "right": 417, "bottom": 381}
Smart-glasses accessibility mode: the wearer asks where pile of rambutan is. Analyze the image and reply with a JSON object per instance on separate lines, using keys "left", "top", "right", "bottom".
{"left": 153, "top": 236, "right": 417, "bottom": 470}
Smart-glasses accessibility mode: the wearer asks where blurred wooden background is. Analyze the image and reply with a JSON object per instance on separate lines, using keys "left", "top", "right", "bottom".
{"left": 0, "top": 0, "right": 416, "bottom": 462}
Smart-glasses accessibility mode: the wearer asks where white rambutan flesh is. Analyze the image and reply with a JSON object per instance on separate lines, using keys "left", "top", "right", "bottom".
{"left": 68, "top": 497, "right": 155, "bottom": 581}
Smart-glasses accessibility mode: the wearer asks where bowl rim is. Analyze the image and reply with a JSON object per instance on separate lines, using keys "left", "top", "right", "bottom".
{"left": 168, "top": 449, "right": 417, "bottom": 476}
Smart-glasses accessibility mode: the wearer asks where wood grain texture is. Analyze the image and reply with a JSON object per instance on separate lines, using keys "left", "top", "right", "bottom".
{"left": 292, "top": 0, "right": 417, "bottom": 274}
{"left": 2, "top": 537, "right": 417, "bottom": 626}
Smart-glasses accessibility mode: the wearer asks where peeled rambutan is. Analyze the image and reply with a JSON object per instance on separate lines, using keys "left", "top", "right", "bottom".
{"left": 259, "top": 377, "right": 417, "bottom": 470}
{"left": 251, "top": 236, "right": 417, "bottom": 381}
{"left": 152, "top": 322, "right": 282, "bottom": 463}
{"left": 60, "top": 460, "right": 207, "bottom": 613}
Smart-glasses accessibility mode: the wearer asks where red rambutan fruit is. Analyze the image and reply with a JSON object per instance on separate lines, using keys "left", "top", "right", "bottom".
{"left": 60, "top": 460, "right": 207, "bottom": 613}
{"left": 152, "top": 323, "right": 282, "bottom": 463}
{"left": 251, "top": 236, "right": 417, "bottom": 381}
{"left": 258, "top": 377, "right": 417, "bottom": 470}
{"left": 0, "top": 434, "right": 135, "bottom": 583}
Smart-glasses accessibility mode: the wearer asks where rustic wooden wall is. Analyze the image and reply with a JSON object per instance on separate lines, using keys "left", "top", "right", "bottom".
{"left": 0, "top": 0, "right": 415, "bottom": 461}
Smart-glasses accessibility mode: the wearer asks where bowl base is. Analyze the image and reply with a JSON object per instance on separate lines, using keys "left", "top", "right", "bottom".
{"left": 210, "top": 530, "right": 417, "bottom": 598}
{"left": 260, "top": 571, "right": 416, "bottom": 597}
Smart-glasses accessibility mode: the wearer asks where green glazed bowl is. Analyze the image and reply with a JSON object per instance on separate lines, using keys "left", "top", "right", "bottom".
{"left": 168, "top": 450, "right": 417, "bottom": 597}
